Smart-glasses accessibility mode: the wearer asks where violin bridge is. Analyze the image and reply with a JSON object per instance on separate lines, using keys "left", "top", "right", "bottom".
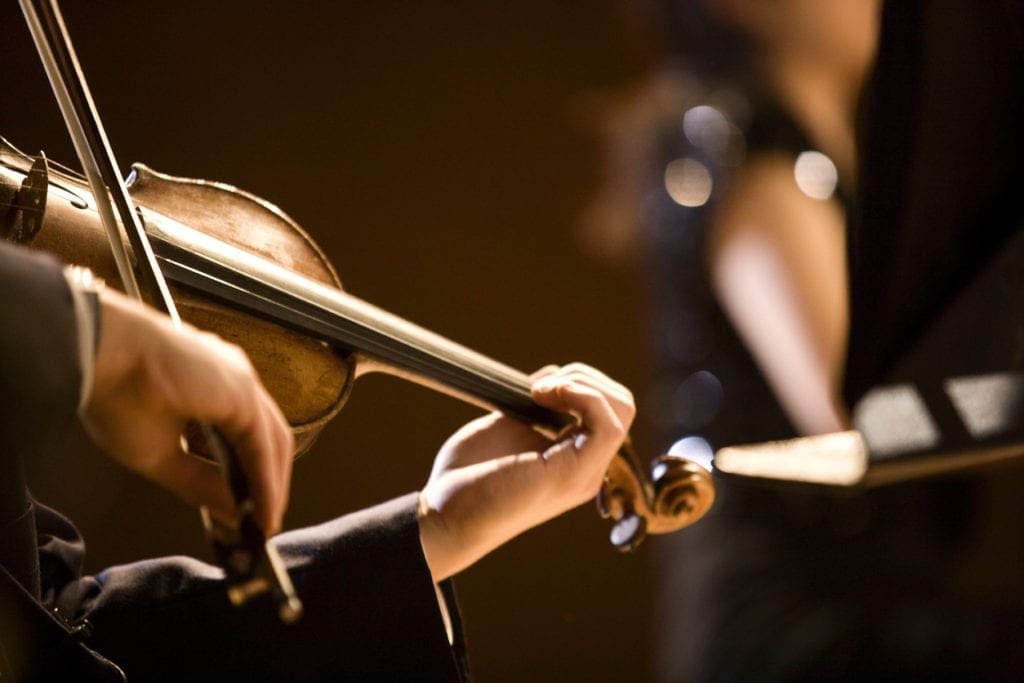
{"left": 1, "top": 154, "right": 48, "bottom": 245}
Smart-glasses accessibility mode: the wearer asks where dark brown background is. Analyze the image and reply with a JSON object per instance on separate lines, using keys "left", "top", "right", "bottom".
{"left": 1, "top": 3, "right": 668, "bottom": 680}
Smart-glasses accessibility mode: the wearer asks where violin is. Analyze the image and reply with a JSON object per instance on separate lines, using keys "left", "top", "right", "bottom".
{"left": 0, "top": 137, "right": 714, "bottom": 551}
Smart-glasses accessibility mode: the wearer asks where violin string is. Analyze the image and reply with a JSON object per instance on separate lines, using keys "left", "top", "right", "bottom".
{"left": 1, "top": 138, "right": 85, "bottom": 179}
{"left": 1, "top": 157, "right": 93, "bottom": 210}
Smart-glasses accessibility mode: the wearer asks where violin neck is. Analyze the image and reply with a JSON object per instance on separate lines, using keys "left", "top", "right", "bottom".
{"left": 144, "top": 210, "right": 566, "bottom": 431}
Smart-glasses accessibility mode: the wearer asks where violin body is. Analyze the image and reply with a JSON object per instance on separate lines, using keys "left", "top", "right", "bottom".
{"left": 3, "top": 145, "right": 354, "bottom": 455}
{"left": 0, "top": 138, "right": 714, "bottom": 549}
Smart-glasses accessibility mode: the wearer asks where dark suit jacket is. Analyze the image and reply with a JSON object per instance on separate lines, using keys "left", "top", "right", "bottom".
{"left": 0, "top": 241, "right": 466, "bottom": 681}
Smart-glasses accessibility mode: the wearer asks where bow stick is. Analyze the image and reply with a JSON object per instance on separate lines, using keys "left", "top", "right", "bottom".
{"left": 19, "top": 0, "right": 302, "bottom": 623}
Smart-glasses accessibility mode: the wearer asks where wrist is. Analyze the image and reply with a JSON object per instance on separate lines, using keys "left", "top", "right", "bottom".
{"left": 85, "top": 288, "right": 148, "bottom": 411}
{"left": 417, "top": 491, "right": 449, "bottom": 582}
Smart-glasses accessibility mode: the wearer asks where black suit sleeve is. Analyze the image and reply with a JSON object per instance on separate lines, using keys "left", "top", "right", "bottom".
{"left": 0, "top": 240, "right": 80, "bottom": 584}
{"left": 65, "top": 493, "right": 467, "bottom": 682}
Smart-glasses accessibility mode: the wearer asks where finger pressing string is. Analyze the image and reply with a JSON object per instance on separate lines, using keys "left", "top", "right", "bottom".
{"left": 551, "top": 363, "right": 634, "bottom": 408}
{"left": 531, "top": 377, "right": 625, "bottom": 455}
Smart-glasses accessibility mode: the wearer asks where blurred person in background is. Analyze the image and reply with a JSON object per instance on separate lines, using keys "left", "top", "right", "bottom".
{"left": 585, "top": 0, "right": 1024, "bottom": 679}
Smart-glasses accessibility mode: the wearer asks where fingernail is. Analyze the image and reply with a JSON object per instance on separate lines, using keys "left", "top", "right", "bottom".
{"left": 574, "top": 432, "right": 589, "bottom": 452}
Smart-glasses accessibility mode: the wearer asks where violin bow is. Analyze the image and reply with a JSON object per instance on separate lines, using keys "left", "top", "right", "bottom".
{"left": 19, "top": 0, "right": 302, "bottom": 623}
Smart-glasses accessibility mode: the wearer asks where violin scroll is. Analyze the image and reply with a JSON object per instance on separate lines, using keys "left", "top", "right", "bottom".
{"left": 598, "top": 444, "right": 714, "bottom": 551}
